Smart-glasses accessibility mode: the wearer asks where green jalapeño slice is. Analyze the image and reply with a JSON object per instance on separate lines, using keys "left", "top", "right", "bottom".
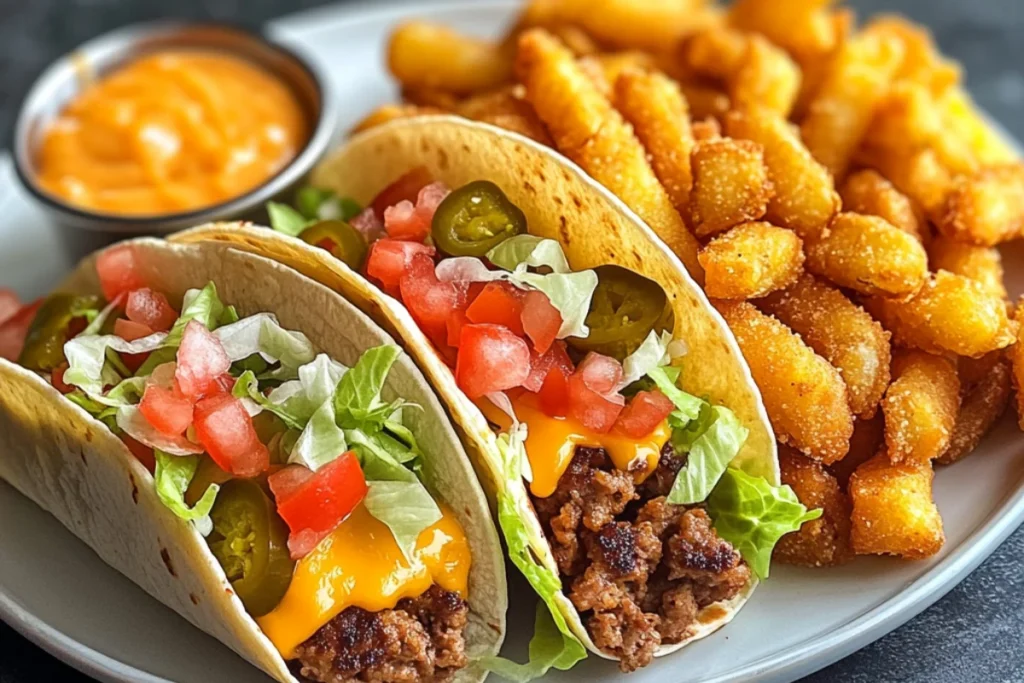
{"left": 18, "top": 293, "right": 101, "bottom": 371}
{"left": 431, "top": 180, "right": 526, "bottom": 257}
{"left": 300, "top": 220, "right": 368, "bottom": 270}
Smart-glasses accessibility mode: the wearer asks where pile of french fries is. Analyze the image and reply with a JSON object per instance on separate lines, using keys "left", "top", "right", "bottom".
{"left": 366, "top": 0, "right": 1024, "bottom": 565}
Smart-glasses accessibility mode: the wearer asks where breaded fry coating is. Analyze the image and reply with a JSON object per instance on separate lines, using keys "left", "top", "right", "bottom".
{"left": 839, "top": 169, "right": 927, "bottom": 244}
{"left": 614, "top": 69, "right": 695, "bottom": 215}
{"left": 689, "top": 138, "right": 773, "bottom": 238}
{"left": 728, "top": 0, "right": 841, "bottom": 63}
{"left": 351, "top": 104, "right": 443, "bottom": 134}
{"left": 726, "top": 107, "right": 840, "bottom": 240}
{"left": 938, "top": 358, "right": 1011, "bottom": 465}
{"left": 714, "top": 300, "right": 853, "bottom": 463}
{"left": 455, "top": 86, "right": 554, "bottom": 144}
{"left": 389, "top": 22, "right": 513, "bottom": 94}
{"left": 775, "top": 446, "right": 853, "bottom": 567}
{"left": 937, "top": 164, "right": 1024, "bottom": 247}
{"left": 805, "top": 212, "right": 928, "bottom": 297}
{"left": 761, "top": 275, "right": 891, "bottom": 418}
{"left": 830, "top": 415, "right": 884, "bottom": 490}
{"left": 699, "top": 222, "right": 804, "bottom": 299}
{"left": 864, "top": 271, "right": 1018, "bottom": 358}
{"left": 928, "top": 235, "right": 1007, "bottom": 300}
{"left": 882, "top": 350, "right": 961, "bottom": 466}
{"left": 859, "top": 146, "right": 952, "bottom": 217}
{"left": 515, "top": 29, "right": 703, "bottom": 277}
{"left": 850, "top": 452, "right": 944, "bottom": 559}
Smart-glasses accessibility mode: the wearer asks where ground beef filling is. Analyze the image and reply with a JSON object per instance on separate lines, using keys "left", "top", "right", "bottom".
{"left": 531, "top": 445, "right": 751, "bottom": 672}
{"left": 293, "top": 585, "right": 468, "bottom": 683}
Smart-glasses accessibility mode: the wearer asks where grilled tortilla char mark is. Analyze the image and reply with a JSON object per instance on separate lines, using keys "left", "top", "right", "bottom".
{"left": 531, "top": 445, "right": 750, "bottom": 672}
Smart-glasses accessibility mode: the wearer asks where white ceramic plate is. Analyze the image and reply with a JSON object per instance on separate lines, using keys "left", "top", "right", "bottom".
{"left": 3, "top": 2, "right": 1024, "bottom": 682}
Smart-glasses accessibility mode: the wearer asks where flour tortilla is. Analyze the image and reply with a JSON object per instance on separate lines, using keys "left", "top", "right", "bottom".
{"left": 0, "top": 238, "right": 506, "bottom": 682}
{"left": 171, "top": 115, "right": 777, "bottom": 661}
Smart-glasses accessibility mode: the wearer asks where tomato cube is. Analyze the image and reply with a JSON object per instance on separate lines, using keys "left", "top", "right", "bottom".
{"left": 192, "top": 393, "right": 269, "bottom": 478}
{"left": 538, "top": 367, "right": 571, "bottom": 418}
{"left": 175, "top": 321, "right": 231, "bottom": 399}
{"left": 139, "top": 384, "right": 194, "bottom": 436}
{"left": 0, "top": 299, "right": 41, "bottom": 362}
{"left": 350, "top": 207, "right": 385, "bottom": 243}
{"left": 370, "top": 166, "right": 433, "bottom": 217}
{"left": 126, "top": 288, "right": 179, "bottom": 332}
{"left": 521, "top": 290, "right": 562, "bottom": 354}
{"left": 268, "top": 453, "right": 368, "bottom": 559}
{"left": 400, "top": 253, "right": 463, "bottom": 342}
{"left": 384, "top": 200, "right": 427, "bottom": 241}
{"left": 465, "top": 282, "right": 525, "bottom": 336}
{"left": 114, "top": 317, "right": 155, "bottom": 341}
{"left": 568, "top": 353, "right": 626, "bottom": 433}
{"left": 522, "top": 341, "right": 573, "bottom": 393}
{"left": 447, "top": 308, "right": 470, "bottom": 347}
{"left": 120, "top": 434, "right": 156, "bottom": 472}
{"left": 365, "top": 238, "right": 436, "bottom": 297}
{"left": 614, "top": 390, "right": 675, "bottom": 438}
{"left": 96, "top": 245, "right": 146, "bottom": 301}
{"left": 455, "top": 324, "right": 531, "bottom": 398}
{"left": 51, "top": 362, "right": 75, "bottom": 394}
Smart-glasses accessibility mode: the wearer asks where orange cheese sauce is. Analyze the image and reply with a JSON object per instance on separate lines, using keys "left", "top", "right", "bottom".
{"left": 35, "top": 50, "right": 310, "bottom": 216}
{"left": 257, "top": 503, "right": 470, "bottom": 659}
{"left": 478, "top": 393, "right": 672, "bottom": 498}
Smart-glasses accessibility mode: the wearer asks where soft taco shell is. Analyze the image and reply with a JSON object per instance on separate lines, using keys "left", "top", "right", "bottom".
{"left": 0, "top": 238, "right": 506, "bottom": 682}
{"left": 172, "top": 115, "right": 776, "bottom": 659}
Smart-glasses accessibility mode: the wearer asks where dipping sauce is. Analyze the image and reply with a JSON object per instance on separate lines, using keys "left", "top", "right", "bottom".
{"left": 35, "top": 50, "right": 310, "bottom": 216}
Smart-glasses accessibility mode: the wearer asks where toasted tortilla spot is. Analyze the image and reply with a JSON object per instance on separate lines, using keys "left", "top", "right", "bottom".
{"left": 190, "top": 593, "right": 201, "bottom": 606}
{"left": 160, "top": 548, "right": 177, "bottom": 577}
{"left": 129, "top": 472, "right": 139, "bottom": 504}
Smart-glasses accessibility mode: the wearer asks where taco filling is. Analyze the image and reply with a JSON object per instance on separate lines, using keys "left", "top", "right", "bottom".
{"left": 270, "top": 171, "right": 820, "bottom": 672}
{"left": 11, "top": 254, "right": 474, "bottom": 683}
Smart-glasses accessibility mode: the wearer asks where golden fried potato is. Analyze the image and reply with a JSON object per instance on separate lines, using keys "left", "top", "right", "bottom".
{"left": 839, "top": 169, "right": 927, "bottom": 243}
{"left": 699, "top": 222, "right": 804, "bottom": 299}
{"left": 858, "top": 146, "right": 952, "bottom": 217}
{"left": 677, "top": 81, "right": 731, "bottom": 121}
{"left": 882, "top": 350, "right": 961, "bottom": 466}
{"left": 714, "top": 300, "right": 853, "bottom": 463}
{"left": 849, "top": 452, "right": 944, "bottom": 559}
{"left": 927, "top": 235, "right": 1007, "bottom": 300}
{"left": 546, "top": 23, "right": 600, "bottom": 56}
{"left": 515, "top": 29, "right": 703, "bottom": 278}
{"left": 865, "top": 271, "right": 1018, "bottom": 358}
{"left": 350, "top": 104, "right": 441, "bottom": 134}
{"left": 791, "top": 8, "right": 854, "bottom": 119}
{"left": 805, "top": 212, "right": 928, "bottom": 297}
{"left": 774, "top": 446, "right": 853, "bottom": 567}
{"left": 401, "top": 87, "right": 460, "bottom": 110}
{"left": 455, "top": 87, "right": 554, "bottom": 144}
{"left": 938, "top": 358, "right": 1012, "bottom": 465}
{"left": 1011, "top": 299, "right": 1024, "bottom": 430}
{"left": 725, "top": 107, "right": 840, "bottom": 240}
{"left": 799, "top": 32, "right": 904, "bottom": 179}
{"left": 614, "top": 69, "right": 694, "bottom": 215}
{"left": 939, "top": 87, "right": 1019, "bottom": 166}
{"left": 862, "top": 15, "right": 961, "bottom": 95}
{"left": 690, "top": 116, "right": 722, "bottom": 141}
{"left": 680, "top": 25, "right": 746, "bottom": 80}
{"left": 689, "top": 138, "right": 773, "bottom": 238}
{"left": 577, "top": 52, "right": 658, "bottom": 97}
{"left": 937, "top": 164, "right": 1024, "bottom": 247}
{"left": 761, "top": 274, "right": 891, "bottom": 418}
{"left": 728, "top": 0, "right": 841, "bottom": 63}
{"left": 829, "top": 415, "right": 884, "bottom": 490}
{"left": 388, "top": 22, "right": 513, "bottom": 94}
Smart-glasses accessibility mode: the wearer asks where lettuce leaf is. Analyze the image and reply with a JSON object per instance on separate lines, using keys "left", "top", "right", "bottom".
{"left": 647, "top": 365, "right": 703, "bottom": 423}
{"left": 214, "top": 313, "right": 316, "bottom": 375}
{"left": 63, "top": 333, "right": 167, "bottom": 401}
{"left": 707, "top": 467, "right": 822, "bottom": 579}
{"left": 515, "top": 270, "right": 598, "bottom": 339}
{"left": 288, "top": 397, "right": 348, "bottom": 471}
{"left": 486, "top": 235, "right": 571, "bottom": 274}
{"left": 295, "top": 187, "right": 362, "bottom": 222}
{"left": 333, "top": 345, "right": 404, "bottom": 428}
{"left": 363, "top": 480, "right": 443, "bottom": 558}
{"left": 617, "top": 330, "right": 673, "bottom": 391}
{"left": 267, "top": 201, "right": 312, "bottom": 237}
{"left": 667, "top": 406, "right": 749, "bottom": 505}
{"left": 116, "top": 405, "right": 203, "bottom": 456}
{"left": 153, "top": 450, "right": 219, "bottom": 536}
{"left": 166, "top": 283, "right": 226, "bottom": 345}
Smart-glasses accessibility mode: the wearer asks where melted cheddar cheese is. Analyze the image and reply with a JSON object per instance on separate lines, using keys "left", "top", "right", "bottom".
{"left": 257, "top": 503, "right": 470, "bottom": 659}
{"left": 478, "top": 393, "right": 672, "bottom": 498}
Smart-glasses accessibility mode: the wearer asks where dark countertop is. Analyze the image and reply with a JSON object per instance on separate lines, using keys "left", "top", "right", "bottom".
{"left": 1, "top": 1, "right": 1023, "bottom": 682}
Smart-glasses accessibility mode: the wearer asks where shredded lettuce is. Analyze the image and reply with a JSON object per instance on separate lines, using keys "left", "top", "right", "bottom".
{"left": 617, "top": 330, "right": 673, "bottom": 391}
{"left": 117, "top": 404, "right": 203, "bottom": 455}
{"left": 363, "top": 480, "right": 443, "bottom": 558}
{"left": 289, "top": 397, "right": 348, "bottom": 471}
{"left": 267, "top": 201, "right": 312, "bottom": 237}
{"left": 80, "top": 297, "right": 119, "bottom": 336}
{"left": 63, "top": 333, "right": 167, "bottom": 401}
{"left": 295, "top": 187, "right": 362, "bottom": 222}
{"left": 214, "top": 313, "right": 316, "bottom": 374}
{"left": 269, "top": 354, "right": 348, "bottom": 422}
{"left": 486, "top": 235, "right": 571, "bottom": 274}
{"left": 166, "top": 283, "right": 226, "bottom": 345}
{"left": 333, "top": 345, "right": 405, "bottom": 428}
{"left": 515, "top": 270, "right": 598, "bottom": 339}
{"left": 648, "top": 365, "right": 703, "bottom": 423}
{"left": 153, "top": 450, "right": 219, "bottom": 536}
{"left": 667, "top": 406, "right": 749, "bottom": 505}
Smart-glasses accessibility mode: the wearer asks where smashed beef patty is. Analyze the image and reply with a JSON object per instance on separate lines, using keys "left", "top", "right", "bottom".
{"left": 294, "top": 585, "right": 468, "bottom": 683}
{"left": 531, "top": 445, "right": 751, "bottom": 672}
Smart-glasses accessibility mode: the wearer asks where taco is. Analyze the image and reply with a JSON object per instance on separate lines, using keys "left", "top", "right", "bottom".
{"left": 173, "top": 116, "right": 820, "bottom": 675}
{"left": 0, "top": 237, "right": 506, "bottom": 683}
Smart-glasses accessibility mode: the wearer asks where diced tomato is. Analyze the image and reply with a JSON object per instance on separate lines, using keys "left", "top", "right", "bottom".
{"left": 522, "top": 341, "right": 573, "bottom": 393}
{"left": 0, "top": 289, "right": 21, "bottom": 326}
{"left": 417, "top": 181, "right": 449, "bottom": 213}
{"left": 139, "top": 385, "right": 194, "bottom": 436}
{"left": 126, "top": 288, "right": 178, "bottom": 332}
{"left": 96, "top": 245, "right": 146, "bottom": 301}
{"left": 122, "top": 352, "right": 151, "bottom": 374}
{"left": 384, "top": 182, "right": 449, "bottom": 242}
{"left": 175, "top": 321, "right": 231, "bottom": 399}
{"left": 120, "top": 434, "right": 156, "bottom": 472}
{"left": 50, "top": 362, "right": 75, "bottom": 394}
{"left": 315, "top": 238, "right": 335, "bottom": 252}
{"left": 365, "top": 238, "right": 436, "bottom": 297}
{"left": 0, "top": 299, "right": 42, "bottom": 361}
{"left": 614, "top": 390, "right": 674, "bottom": 438}
{"left": 114, "top": 317, "right": 154, "bottom": 341}
{"left": 521, "top": 290, "right": 562, "bottom": 354}
{"left": 455, "top": 324, "right": 531, "bottom": 398}
{"left": 213, "top": 373, "right": 236, "bottom": 394}
{"left": 400, "top": 253, "right": 463, "bottom": 343}
{"left": 350, "top": 207, "right": 385, "bottom": 243}
{"left": 268, "top": 453, "right": 368, "bottom": 559}
{"left": 465, "top": 281, "right": 525, "bottom": 336}
{"left": 568, "top": 352, "right": 625, "bottom": 433}
{"left": 192, "top": 393, "right": 269, "bottom": 478}
{"left": 370, "top": 166, "right": 433, "bottom": 217}
{"left": 538, "top": 366, "right": 571, "bottom": 418}
{"left": 446, "top": 308, "right": 470, "bottom": 347}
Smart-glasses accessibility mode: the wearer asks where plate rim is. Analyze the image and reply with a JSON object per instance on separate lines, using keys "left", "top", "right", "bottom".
{"left": 3, "top": 1, "right": 1024, "bottom": 682}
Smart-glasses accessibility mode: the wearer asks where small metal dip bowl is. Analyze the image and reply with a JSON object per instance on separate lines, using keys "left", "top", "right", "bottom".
{"left": 12, "top": 21, "right": 337, "bottom": 234}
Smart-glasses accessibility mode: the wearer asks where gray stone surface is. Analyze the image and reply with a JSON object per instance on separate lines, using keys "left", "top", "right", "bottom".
{"left": 0, "top": 0, "right": 1022, "bottom": 682}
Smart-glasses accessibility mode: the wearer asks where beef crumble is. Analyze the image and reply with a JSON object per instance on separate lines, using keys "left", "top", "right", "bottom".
{"left": 293, "top": 585, "right": 468, "bottom": 683}
{"left": 532, "top": 445, "right": 750, "bottom": 672}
